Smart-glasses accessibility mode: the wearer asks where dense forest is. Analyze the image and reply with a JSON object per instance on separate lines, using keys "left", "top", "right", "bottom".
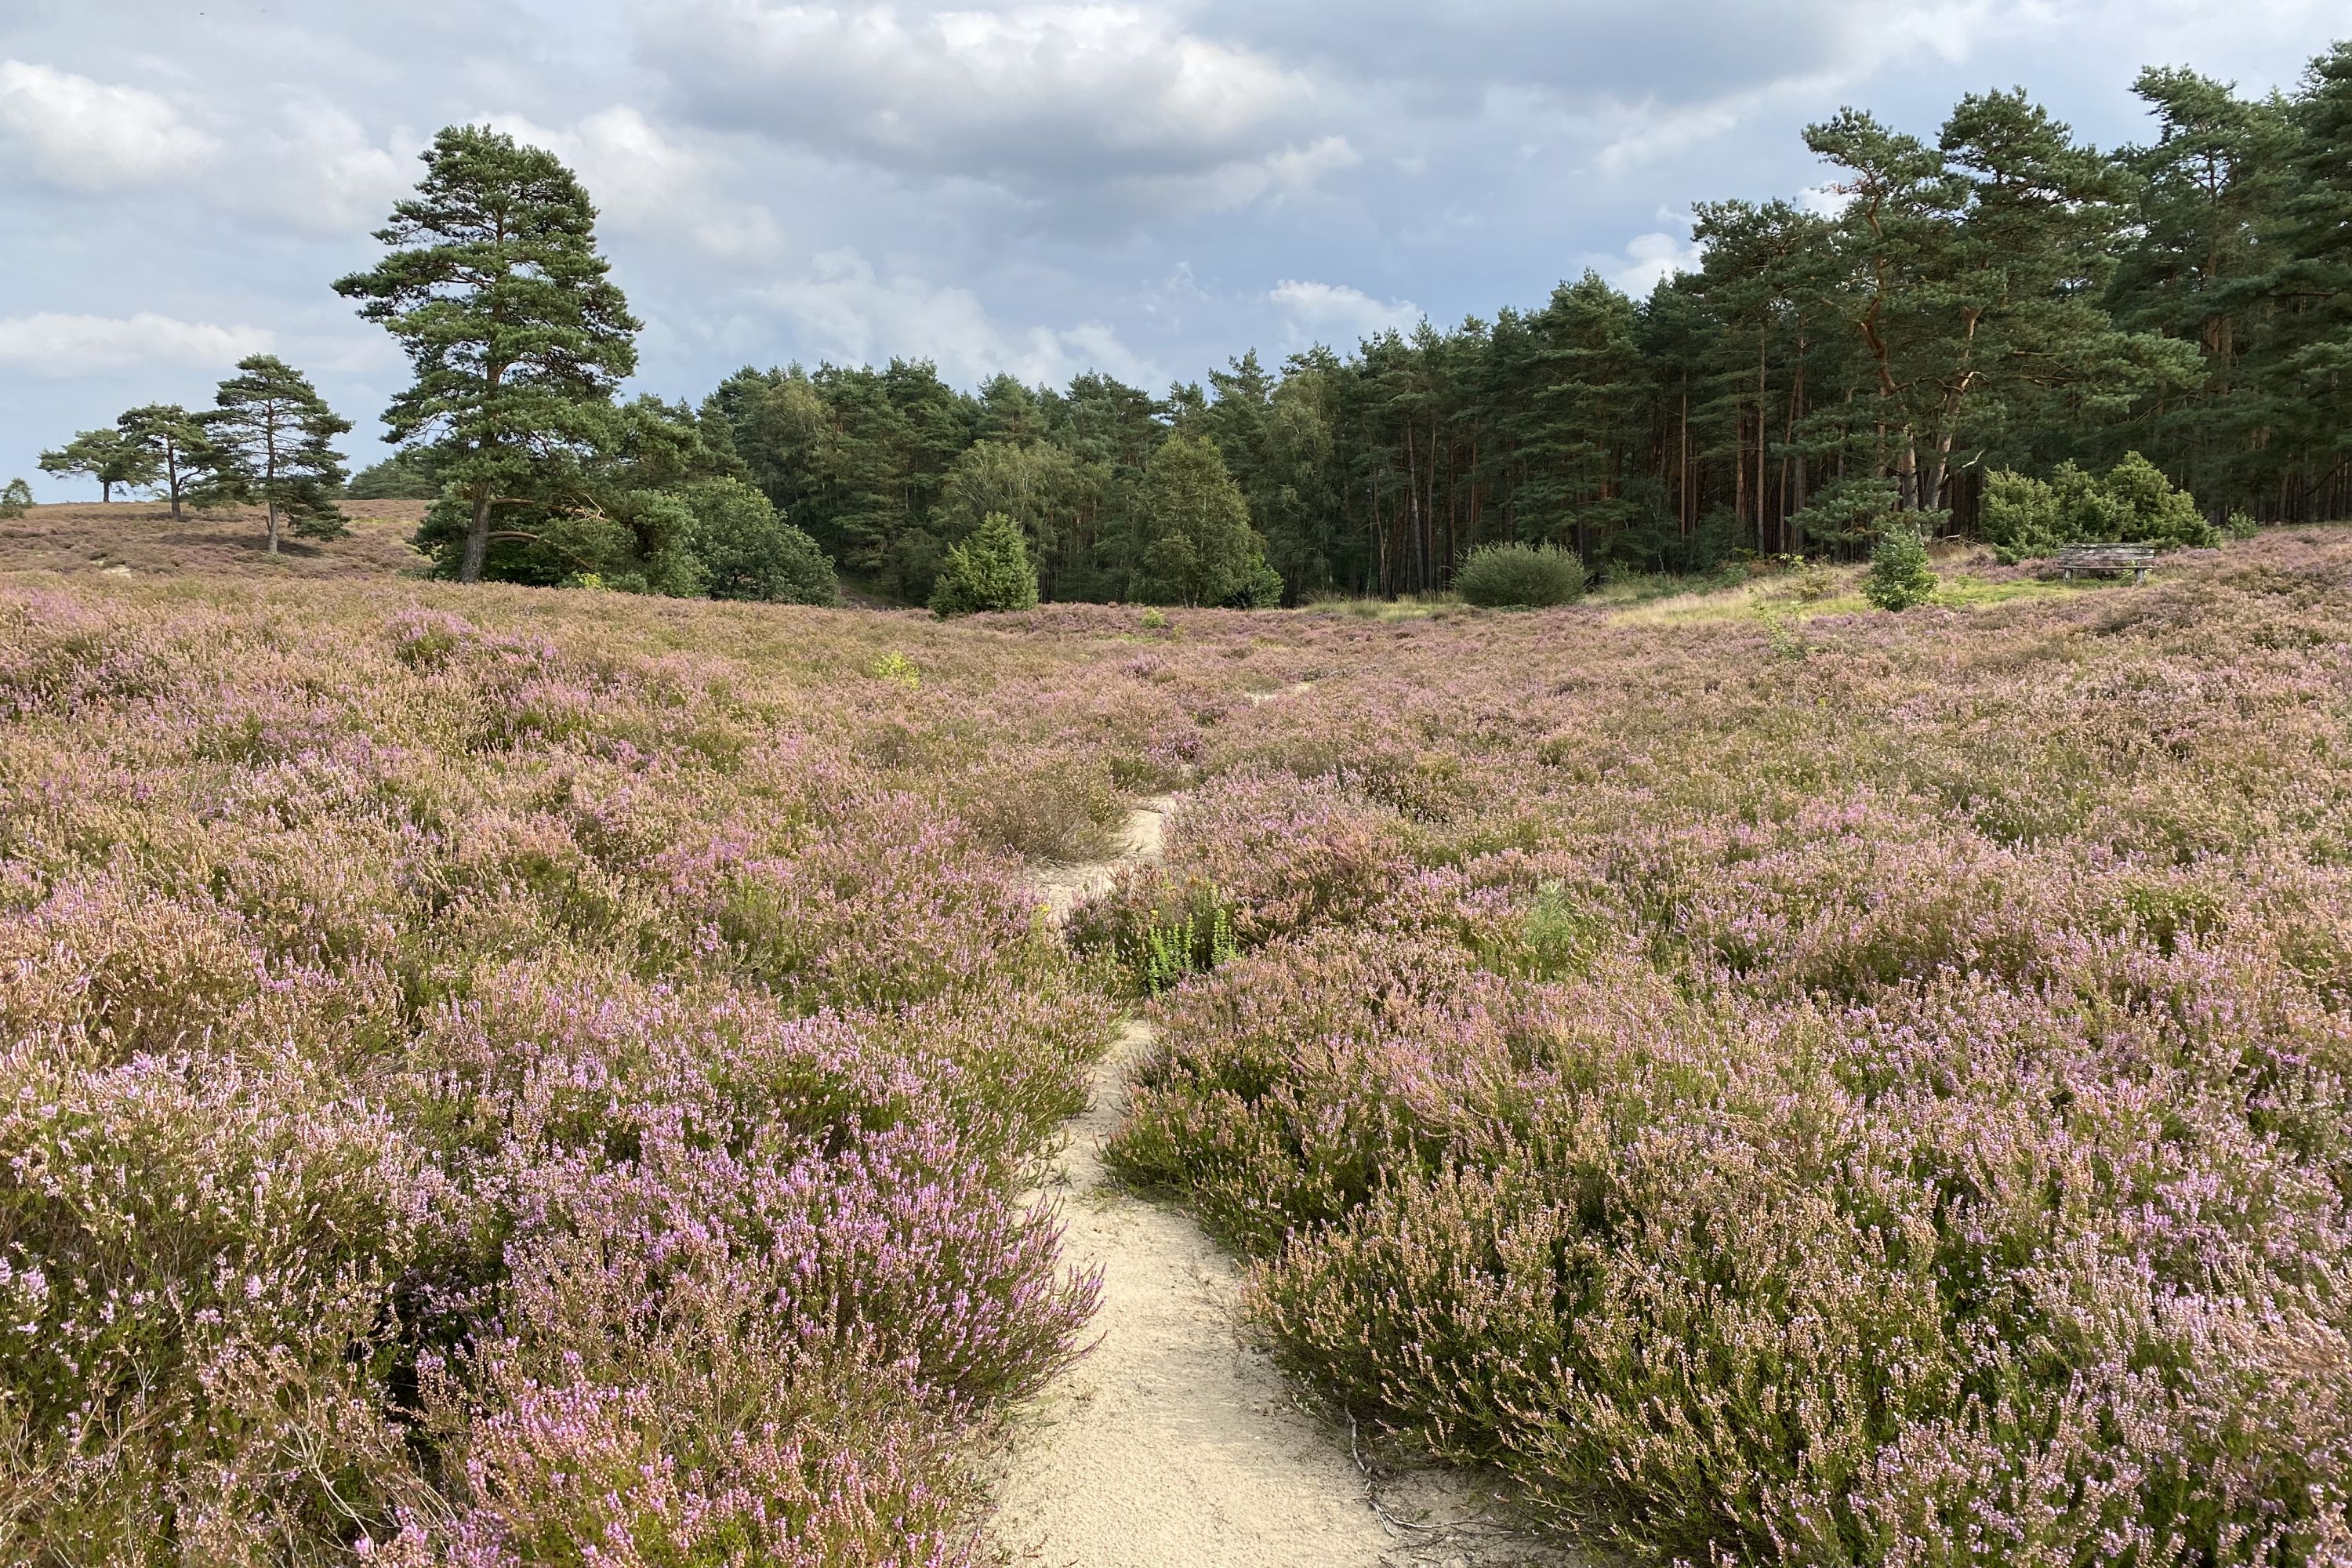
{"left": 644, "top": 47, "right": 2349, "bottom": 604}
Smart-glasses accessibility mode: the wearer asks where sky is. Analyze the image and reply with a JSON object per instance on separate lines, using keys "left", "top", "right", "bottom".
{"left": 2, "top": 0, "right": 2343, "bottom": 494}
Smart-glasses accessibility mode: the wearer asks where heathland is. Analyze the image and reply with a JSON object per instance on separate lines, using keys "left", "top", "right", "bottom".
{"left": 1, "top": 514, "right": 2347, "bottom": 1564}
{"left": 3, "top": 13, "right": 2350, "bottom": 1566}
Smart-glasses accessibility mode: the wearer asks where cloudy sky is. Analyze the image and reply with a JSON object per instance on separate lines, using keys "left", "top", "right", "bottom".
{"left": 2, "top": 0, "right": 2342, "bottom": 493}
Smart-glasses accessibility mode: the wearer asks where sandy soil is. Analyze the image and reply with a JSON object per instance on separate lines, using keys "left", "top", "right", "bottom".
{"left": 996, "top": 801, "right": 1574, "bottom": 1568}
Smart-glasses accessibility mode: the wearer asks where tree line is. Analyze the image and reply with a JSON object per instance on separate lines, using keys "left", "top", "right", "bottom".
{"left": 29, "top": 40, "right": 2350, "bottom": 607}
{"left": 38, "top": 361, "right": 350, "bottom": 554}
{"left": 691, "top": 45, "right": 2350, "bottom": 601}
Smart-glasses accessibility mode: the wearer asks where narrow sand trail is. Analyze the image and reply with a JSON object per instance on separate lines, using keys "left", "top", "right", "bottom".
{"left": 992, "top": 797, "right": 1570, "bottom": 1568}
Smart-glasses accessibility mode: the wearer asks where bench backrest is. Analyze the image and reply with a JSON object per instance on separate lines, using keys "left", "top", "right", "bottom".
{"left": 2054, "top": 544, "right": 2156, "bottom": 563}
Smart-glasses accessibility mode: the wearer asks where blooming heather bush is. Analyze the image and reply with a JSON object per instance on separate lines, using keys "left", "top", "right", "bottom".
{"left": 0, "top": 583, "right": 1152, "bottom": 1564}
{"left": 9, "top": 530, "right": 2352, "bottom": 1564}
{"left": 1083, "top": 534, "right": 2352, "bottom": 1563}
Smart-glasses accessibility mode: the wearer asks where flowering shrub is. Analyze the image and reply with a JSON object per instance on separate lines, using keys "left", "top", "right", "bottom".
{"left": 7, "top": 528, "right": 2352, "bottom": 1564}
{"left": 0, "top": 585, "right": 1142, "bottom": 1564}
{"left": 1091, "top": 533, "right": 2352, "bottom": 1564}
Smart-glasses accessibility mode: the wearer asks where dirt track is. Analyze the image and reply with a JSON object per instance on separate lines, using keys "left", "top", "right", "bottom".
{"left": 995, "top": 799, "right": 1571, "bottom": 1568}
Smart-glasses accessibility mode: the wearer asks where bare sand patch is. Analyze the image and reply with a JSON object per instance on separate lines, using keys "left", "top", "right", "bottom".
{"left": 996, "top": 801, "right": 1575, "bottom": 1568}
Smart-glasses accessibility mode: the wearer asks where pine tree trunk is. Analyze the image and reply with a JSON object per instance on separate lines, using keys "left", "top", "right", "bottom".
{"left": 463, "top": 490, "right": 493, "bottom": 583}
{"left": 267, "top": 499, "right": 280, "bottom": 556}
{"left": 1756, "top": 333, "right": 1769, "bottom": 555}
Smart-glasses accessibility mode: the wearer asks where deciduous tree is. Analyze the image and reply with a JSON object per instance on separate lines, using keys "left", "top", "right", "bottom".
{"left": 1128, "top": 434, "right": 1266, "bottom": 607}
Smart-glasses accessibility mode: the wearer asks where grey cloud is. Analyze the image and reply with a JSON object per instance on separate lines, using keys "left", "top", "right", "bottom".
{"left": 636, "top": 1, "right": 1356, "bottom": 215}
{"left": 1, "top": 0, "right": 2341, "bottom": 497}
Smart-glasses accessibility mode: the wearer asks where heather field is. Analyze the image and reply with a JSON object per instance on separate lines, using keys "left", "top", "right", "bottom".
{"left": 3, "top": 529, "right": 2350, "bottom": 1566}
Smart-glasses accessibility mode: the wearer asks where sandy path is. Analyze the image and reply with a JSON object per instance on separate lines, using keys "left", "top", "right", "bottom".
{"left": 993, "top": 800, "right": 1570, "bottom": 1568}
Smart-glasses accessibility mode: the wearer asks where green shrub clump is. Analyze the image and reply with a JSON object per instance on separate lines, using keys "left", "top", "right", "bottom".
{"left": 931, "top": 512, "right": 1040, "bottom": 617}
{"left": 682, "top": 477, "right": 836, "bottom": 604}
{"left": 1786, "top": 475, "right": 1899, "bottom": 553}
{"left": 1865, "top": 524, "right": 1940, "bottom": 611}
{"left": 1455, "top": 543, "right": 1588, "bottom": 608}
{"left": 1982, "top": 452, "right": 2218, "bottom": 561}
{"left": 1227, "top": 561, "right": 1286, "bottom": 610}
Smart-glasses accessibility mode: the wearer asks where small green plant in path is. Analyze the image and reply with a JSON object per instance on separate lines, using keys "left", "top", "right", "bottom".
{"left": 1864, "top": 523, "right": 1938, "bottom": 610}
{"left": 1134, "top": 896, "right": 1240, "bottom": 994}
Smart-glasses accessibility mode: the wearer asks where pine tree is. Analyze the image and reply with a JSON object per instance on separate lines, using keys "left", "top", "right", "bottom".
{"left": 198, "top": 356, "right": 351, "bottom": 553}
{"left": 38, "top": 428, "right": 155, "bottom": 504}
{"left": 116, "top": 405, "right": 212, "bottom": 521}
{"left": 2270, "top": 42, "right": 2352, "bottom": 488}
{"left": 2108, "top": 69, "right": 2298, "bottom": 510}
{"left": 336, "top": 125, "right": 640, "bottom": 583}
{"left": 930, "top": 511, "right": 1039, "bottom": 616}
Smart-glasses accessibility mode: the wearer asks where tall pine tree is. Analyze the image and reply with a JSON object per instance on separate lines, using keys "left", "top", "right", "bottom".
{"left": 117, "top": 405, "right": 212, "bottom": 522}
{"left": 336, "top": 126, "right": 639, "bottom": 583}
{"left": 199, "top": 357, "right": 351, "bottom": 554}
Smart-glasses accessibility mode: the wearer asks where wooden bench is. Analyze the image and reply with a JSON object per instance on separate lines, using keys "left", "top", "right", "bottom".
{"left": 2053, "top": 543, "right": 2157, "bottom": 584}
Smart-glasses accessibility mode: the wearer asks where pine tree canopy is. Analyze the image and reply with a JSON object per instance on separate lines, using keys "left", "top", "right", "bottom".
{"left": 336, "top": 125, "right": 640, "bottom": 582}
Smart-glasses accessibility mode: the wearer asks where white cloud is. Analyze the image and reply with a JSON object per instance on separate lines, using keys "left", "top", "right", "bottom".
{"left": 1608, "top": 230, "right": 1704, "bottom": 294}
{"left": 0, "top": 60, "right": 216, "bottom": 190}
{"left": 1796, "top": 182, "right": 1853, "bottom": 218}
{"left": 0, "top": 313, "right": 274, "bottom": 376}
{"left": 487, "top": 106, "right": 784, "bottom": 258}
{"left": 645, "top": 2, "right": 1352, "bottom": 215}
{"left": 758, "top": 250, "right": 1159, "bottom": 387}
{"left": 1269, "top": 279, "right": 1421, "bottom": 347}
{"left": 228, "top": 102, "right": 415, "bottom": 234}
{"left": 1594, "top": 94, "right": 1756, "bottom": 176}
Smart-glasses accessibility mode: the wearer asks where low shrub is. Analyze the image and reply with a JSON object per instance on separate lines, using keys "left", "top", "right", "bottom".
{"left": 1864, "top": 523, "right": 1938, "bottom": 610}
{"left": 1982, "top": 452, "right": 2219, "bottom": 561}
{"left": 1226, "top": 561, "right": 1287, "bottom": 610}
{"left": 1454, "top": 543, "right": 1587, "bottom": 608}
{"left": 1120, "top": 929, "right": 2352, "bottom": 1563}
{"left": 0, "top": 583, "right": 1116, "bottom": 1565}
{"left": 931, "top": 512, "right": 1039, "bottom": 617}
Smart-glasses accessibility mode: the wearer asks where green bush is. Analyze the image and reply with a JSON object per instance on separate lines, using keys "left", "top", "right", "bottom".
{"left": 0, "top": 479, "right": 29, "bottom": 520}
{"left": 346, "top": 452, "right": 441, "bottom": 500}
{"left": 1787, "top": 476, "right": 1898, "bottom": 553}
{"left": 1455, "top": 543, "right": 1588, "bottom": 608}
{"left": 1865, "top": 524, "right": 1938, "bottom": 610}
{"left": 1225, "top": 561, "right": 1286, "bottom": 610}
{"left": 682, "top": 477, "right": 836, "bottom": 604}
{"left": 930, "top": 512, "right": 1039, "bottom": 617}
{"left": 1982, "top": 452, "right": 2218, "bottom": 561}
